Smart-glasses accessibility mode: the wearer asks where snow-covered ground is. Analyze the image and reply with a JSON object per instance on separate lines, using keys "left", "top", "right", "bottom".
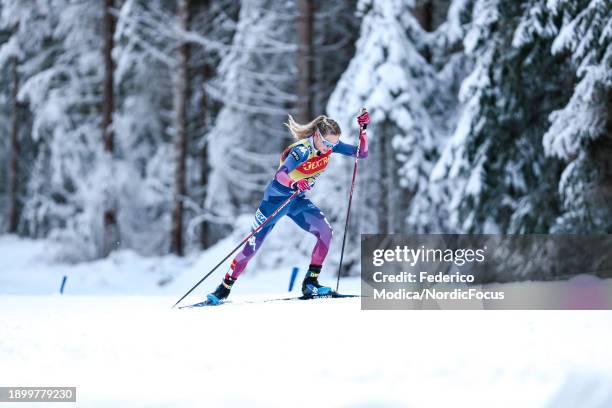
{"left": 1, "top": 235, "right": 612, "bottom": 407}
{"left": 2, "top": 296, "right": 612, "bottom": 407}
{"left": 0, "top": 234, "right": 331, "bottom": 297}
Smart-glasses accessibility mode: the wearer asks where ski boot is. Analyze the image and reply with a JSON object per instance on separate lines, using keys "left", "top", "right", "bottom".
{"left": 207, "top": 275, "right": 236, "bottom": 305}
{"left": 301, "top": 265, "right": 333, "bottom": 298}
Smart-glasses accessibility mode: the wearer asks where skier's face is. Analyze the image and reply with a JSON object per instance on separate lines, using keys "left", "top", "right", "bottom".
{"left": 315, "top": 131, "right": 340, "bottom": 153}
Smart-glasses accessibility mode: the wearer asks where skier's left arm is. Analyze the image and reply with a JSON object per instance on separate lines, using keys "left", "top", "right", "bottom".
{"left": 332, "top": 110, "right": 369, "bottom": 158}
{"left": 333, "top": 129, "right": 368, "bottom": 159}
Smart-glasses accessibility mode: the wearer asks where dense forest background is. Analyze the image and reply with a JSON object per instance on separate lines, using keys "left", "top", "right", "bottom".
{"left": 0, "top": 0, "right": 610, "bottom": 275}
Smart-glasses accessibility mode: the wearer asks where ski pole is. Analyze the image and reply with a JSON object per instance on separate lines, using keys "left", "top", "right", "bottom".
{"left": 336, "top": 108, "right": 367, "bottom": 292}
{"left": 172, "top": 189, "right": 301, "bottom": 308}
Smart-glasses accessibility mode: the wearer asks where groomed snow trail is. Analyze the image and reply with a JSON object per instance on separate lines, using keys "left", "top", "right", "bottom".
{"left": 1, "top": 295, "right": 612, "bottom": 407}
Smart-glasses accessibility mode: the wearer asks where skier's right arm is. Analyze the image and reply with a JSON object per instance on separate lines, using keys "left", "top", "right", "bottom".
{"left": 275, "top": 145, "right": 308, "bottom": 187}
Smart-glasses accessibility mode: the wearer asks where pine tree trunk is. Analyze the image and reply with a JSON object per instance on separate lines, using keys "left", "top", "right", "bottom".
{"left": 386, "top": 131, "right": 399, "bottom": 233}
{"left": 296, "top": 0, "right": 313, "bottom": 123}
{"left": 200, "top": 63, "right": 211, "bottom": 249}
{"left": 378, "top": 123, "right": 390, "bottom": 233}
{"left": 171, "top": 0, "right": 191, "bottom": 256}
{"left": 412, "top": 1, "right": 433, "bottom": 63}
{"left": 101, "top": 0, "right": 118, "bottom": 256}
{"left": 7, "top": 58, "right": 19, "bottom": 234}
{"left": 412, "top": 1, "right": 433, "bottom": 32}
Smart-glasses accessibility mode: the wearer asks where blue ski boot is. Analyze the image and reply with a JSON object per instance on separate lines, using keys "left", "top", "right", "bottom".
{"left": 301, "top": 265, "right": 333, "bottom": 297}
{"left": 207, "top": 275, "right": 236, "bottom": 305}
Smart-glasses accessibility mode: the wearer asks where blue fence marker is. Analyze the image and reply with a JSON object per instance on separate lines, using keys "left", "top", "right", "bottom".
{"left": 60, "top": 275, "right": 68, "bottom": 294}
{"left": 288, "top": 267, "right": 299, "bottom": 292}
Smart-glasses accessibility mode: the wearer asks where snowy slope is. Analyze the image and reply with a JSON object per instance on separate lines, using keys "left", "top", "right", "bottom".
{"left": 1, "top": 295, "right": 612, "bottom": 407}
{"left": 0, "top": 234, "right": 331, "bottom": 297}
{"left": 2, "top": 236, "right": 612, "bottom": 407}
{"left": 0, "top": 234, "right": 194, "bottom": 295}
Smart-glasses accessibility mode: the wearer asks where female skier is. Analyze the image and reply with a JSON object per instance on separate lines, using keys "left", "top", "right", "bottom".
{"left": 206, "top": 110, "right": 370, "bottom": 304}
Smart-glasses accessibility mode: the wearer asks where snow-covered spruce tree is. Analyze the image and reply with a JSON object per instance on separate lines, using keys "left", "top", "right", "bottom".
{"left": 0, "top": 46, "right": 8, "bottom": 231}
{"left": 169, "top": 0, "right": 241, "bottom": 255}
{"left": 1, "top": 1, "right": 60, "bottom": 238}
{"left": 269, "top": 1, "right": 360, "bottom": 274}
{"left": 114, "top": 0, "right": 239, "bottom": 255}
{"left": 0, "top": 2, "right": 6, "bottom": 214}
{"left": 405, "top": 0, "right": 474, "bottom": 232}
{"left": 0, "top": 0, "right": 56, "bottom": 235}
{"left": 204, "top": 0, "right": 299, "bottom": 223}
{"left": 17, "top": 0, "right": 125, "bottom": 260}
{"left": 112, "top": 0, "right": 178, "bottom": 255}
{"left": 169, "top": 0, "right": 191, "bottom": 256}
{"left": 4, "top": 56, "right": 19, "bottom": 232}
{"left": 310, "top": 1, "right": 360, "bottom": 117}
{"left": 0, "top": 24, "right": 13, "bottom": 231}
{"left": 100, "top": 0, "right": 118, "bottom": 256}
{"left": 543, "top": 0, "right": 612, "bottom": 233}
{"left": 432, "top": 0, "right": 574, "bottom": 234}
{"left": 324, "top": 0, "right": 460, "bottom": 273}
{"left": 199, "top": 0, "right": 307, "bottom": 274}
{"left": 202, "top": 0, "right": 362, "bottom": 274}
{"left": 185, "top": 1, "right": 240, "bottom": 250}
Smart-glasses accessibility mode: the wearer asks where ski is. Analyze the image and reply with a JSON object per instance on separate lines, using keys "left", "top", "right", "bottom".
{"left": 178, "top": 300, "right": 221, "bottom": 309}
{"left": 261, "top": 292, "right": 360, "bottom": 303}
{"left": 178, "top": 292, "right": 360, "bottom": 308}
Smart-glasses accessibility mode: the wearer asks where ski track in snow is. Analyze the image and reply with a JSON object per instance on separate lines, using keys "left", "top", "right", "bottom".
{"left": 1, "top": 295, "right": 612, "bottom": 407}
{"left": 1, "top": 236, "right": 612, "bottom": 407}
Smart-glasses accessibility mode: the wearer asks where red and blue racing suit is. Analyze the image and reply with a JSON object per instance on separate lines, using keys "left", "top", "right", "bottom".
{"left": 227, "top": 135, "right": 368, "bottom": 279}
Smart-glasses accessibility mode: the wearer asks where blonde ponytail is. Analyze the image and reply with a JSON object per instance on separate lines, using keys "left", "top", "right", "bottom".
{"left": 284, "top": 114, "right": 341, "bottom": 140}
